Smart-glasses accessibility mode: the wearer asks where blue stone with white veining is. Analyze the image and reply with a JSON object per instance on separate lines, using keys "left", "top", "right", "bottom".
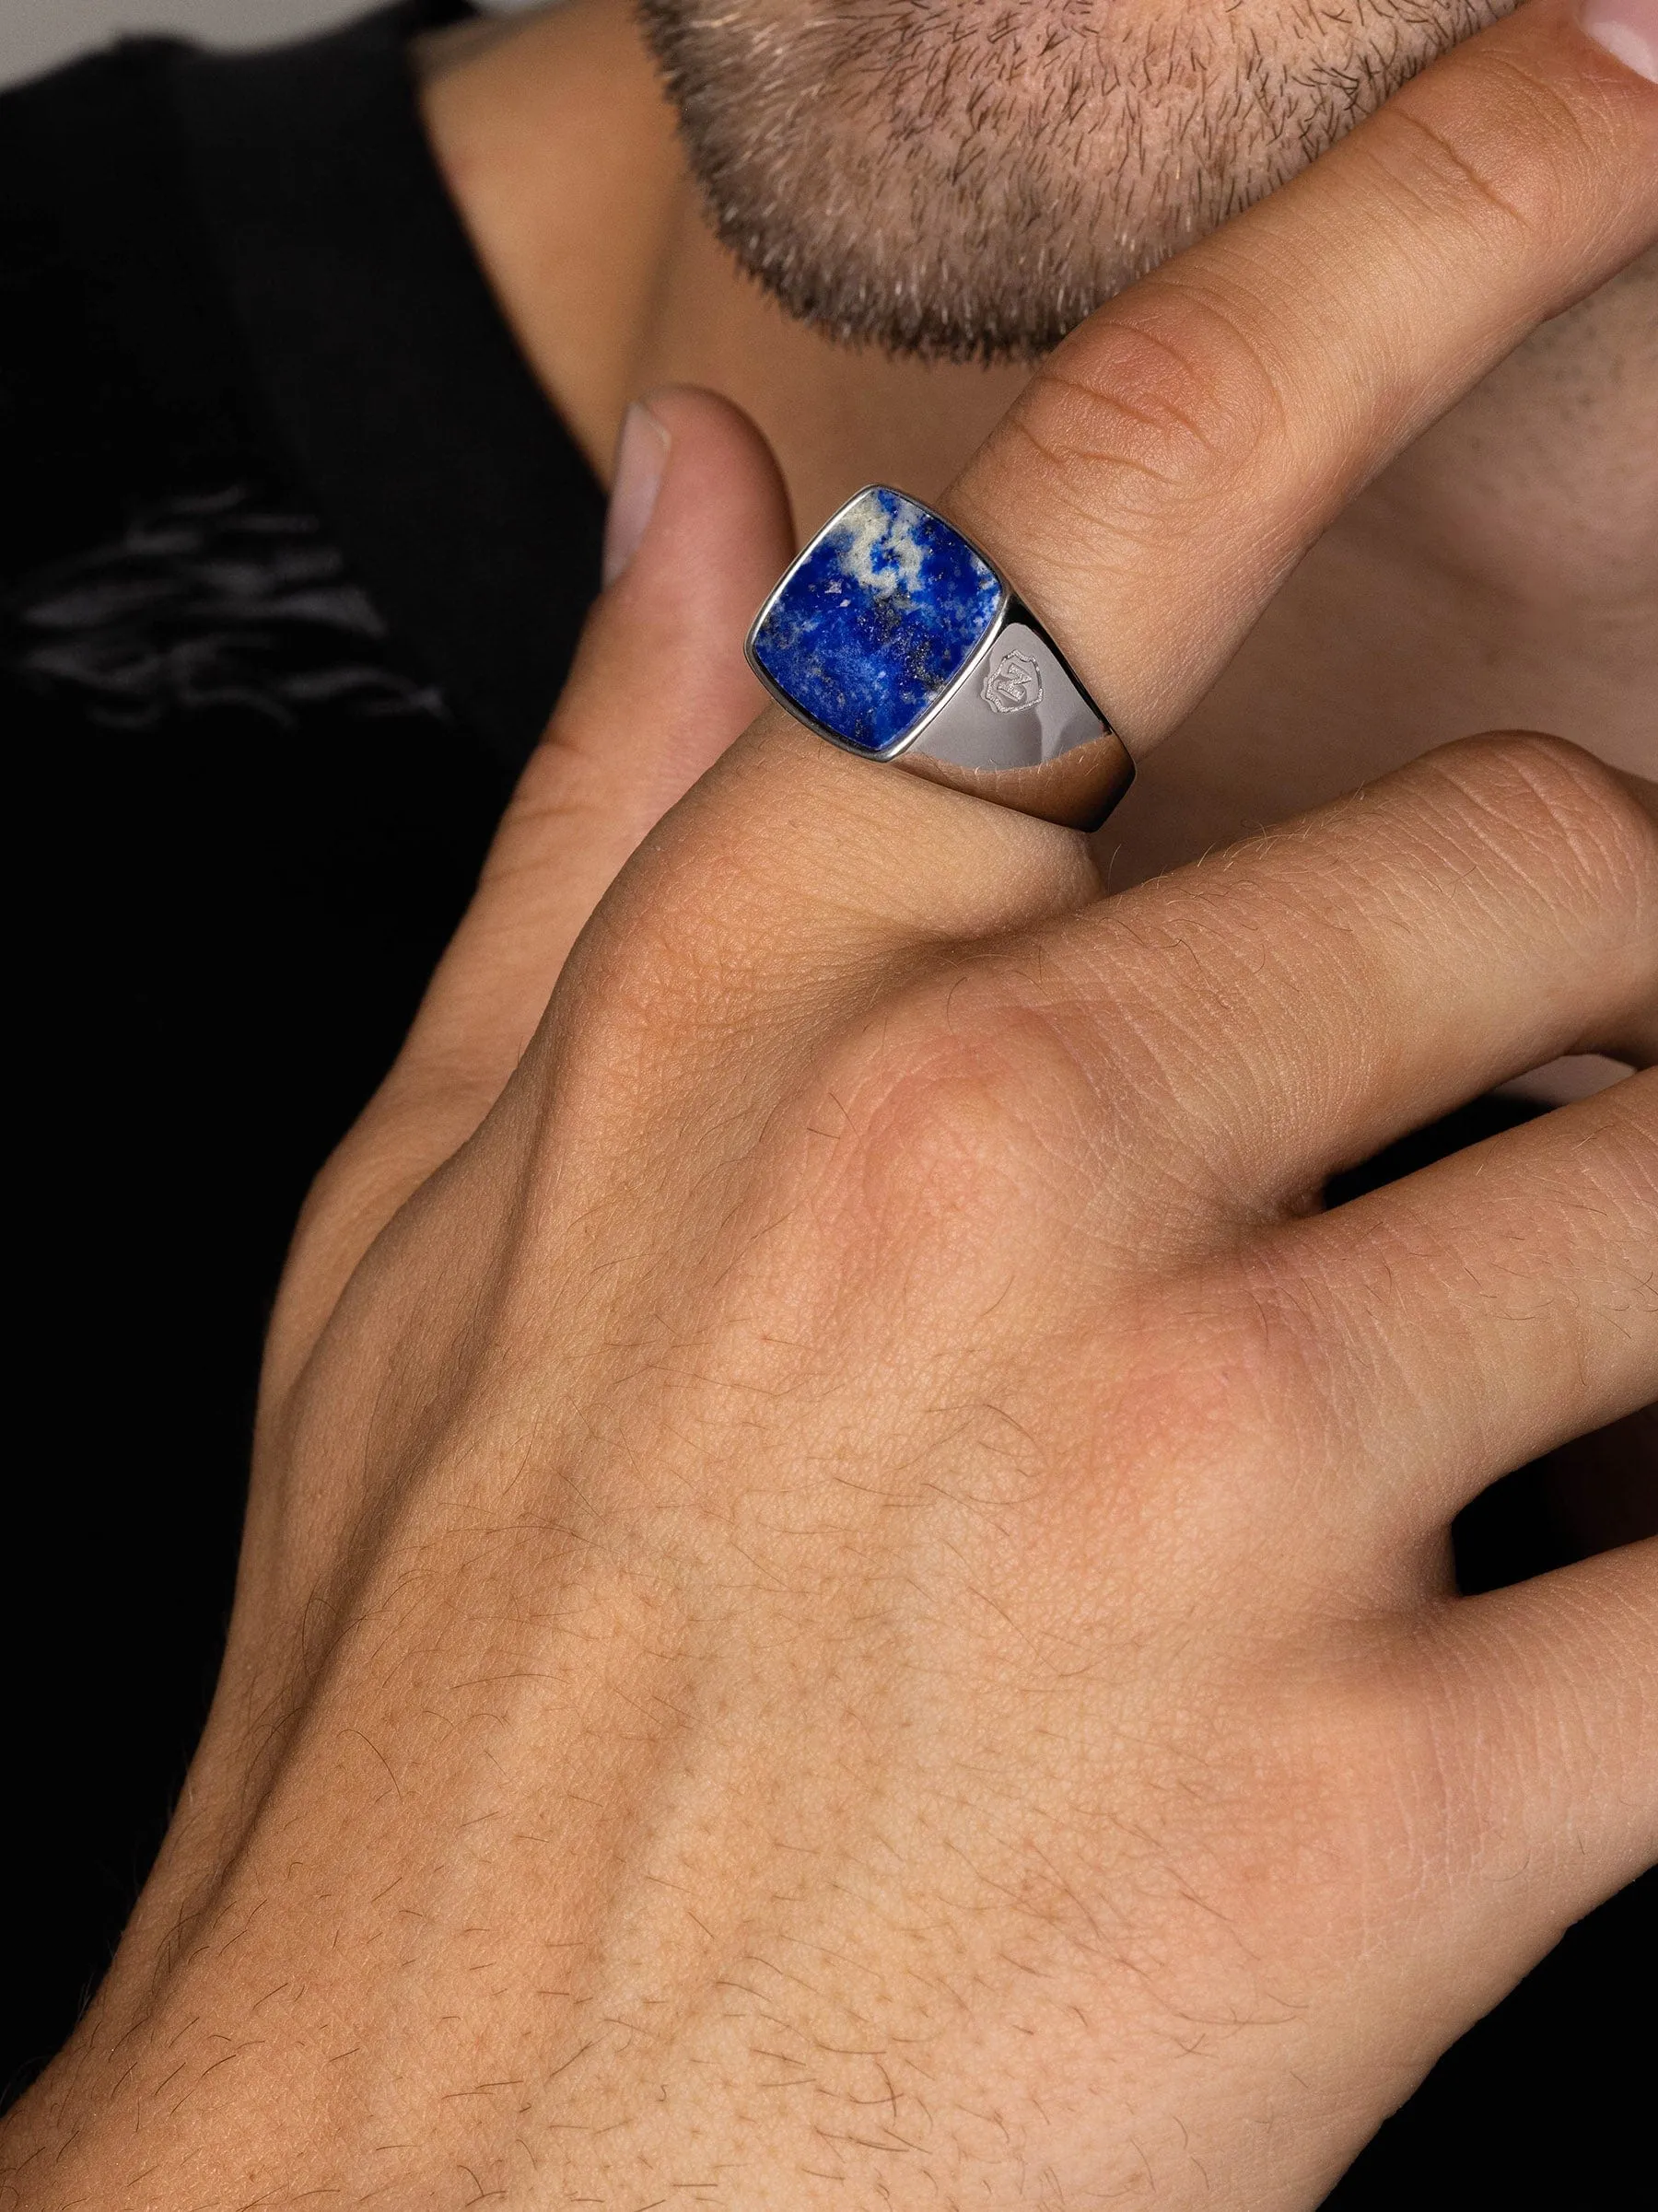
{"left": 750, "top": 487, "right": 1004, "bottom": 753}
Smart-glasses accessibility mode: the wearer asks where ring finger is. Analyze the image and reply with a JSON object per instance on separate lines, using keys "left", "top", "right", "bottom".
{"left": 1037, "top": 731, "right": 1658, "bottom": 1235}
{"left": 1223, "top": 1065, "right": 1658, "bottom": 1541}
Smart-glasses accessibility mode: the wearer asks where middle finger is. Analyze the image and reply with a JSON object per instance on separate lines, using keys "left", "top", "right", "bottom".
{"left": 1037, "top": 733, "right": 1658, "bottom": 1223}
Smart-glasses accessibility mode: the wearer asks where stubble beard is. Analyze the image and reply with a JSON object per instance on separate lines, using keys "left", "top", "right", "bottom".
{"left": 636, "top": 0, "right": 1506, "bottom": 363}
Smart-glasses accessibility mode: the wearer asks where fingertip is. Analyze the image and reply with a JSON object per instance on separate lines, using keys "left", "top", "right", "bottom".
{"left": 605, "top": 383, "right": 797, "bottom": 620}
{"left": 566, "top": 385, "right": 797, "bottom": 803}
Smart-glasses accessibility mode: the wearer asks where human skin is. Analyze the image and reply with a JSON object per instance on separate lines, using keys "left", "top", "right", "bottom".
{"left": 420, "top": 0, "right": 1657, "bottom": 881}
{"left": 425, "top": 0, "right": 1657, "bottom": 1520}
{"left": 4, "top": 4, "right": 1656, "bottom": 2207}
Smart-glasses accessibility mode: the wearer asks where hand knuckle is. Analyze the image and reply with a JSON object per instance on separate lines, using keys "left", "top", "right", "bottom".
{"left": 1373, "top": 52, "right": 1603, "bottom": 244}
{"left": 1420, "top": 731, "right": 1658, "bottom": 943}
{"left": 813, "top": 969, "right": 1090, "bottom": 1228}
{"left": 1366, "top": 100, "right": 1535, "bottom": 240}
{"left": 974, "top": 287, "right": 1283, "bottom": 541}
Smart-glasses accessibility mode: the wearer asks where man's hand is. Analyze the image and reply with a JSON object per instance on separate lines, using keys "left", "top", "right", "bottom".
{"left": 6, "top": 5, "right": 1654, "bottom": 2207}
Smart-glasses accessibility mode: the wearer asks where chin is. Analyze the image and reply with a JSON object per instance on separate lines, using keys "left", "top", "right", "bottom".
{"left": 638, "top": 0, "right": 1508, "bottom": 359}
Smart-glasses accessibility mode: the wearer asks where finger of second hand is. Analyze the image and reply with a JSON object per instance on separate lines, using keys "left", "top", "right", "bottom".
{"left": 948, "top": 0, "right": 1658, "bottom": 753}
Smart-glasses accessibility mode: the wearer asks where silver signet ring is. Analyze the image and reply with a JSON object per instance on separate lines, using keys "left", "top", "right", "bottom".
{"left": 745, "top": 485, "right": 1134, "bottom": 832}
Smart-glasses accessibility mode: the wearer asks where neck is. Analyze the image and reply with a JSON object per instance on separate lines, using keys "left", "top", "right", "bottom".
{"left": 421, "top": 0, "right": 1657, "bottom": 878}
{"left": 417, "top": 0, "right": 1027, "bottom": 535}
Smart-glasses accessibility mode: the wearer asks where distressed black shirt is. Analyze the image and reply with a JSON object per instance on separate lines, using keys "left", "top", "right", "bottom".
{"left": 0, "top": 6, "right": 1645, "bottom": 2197}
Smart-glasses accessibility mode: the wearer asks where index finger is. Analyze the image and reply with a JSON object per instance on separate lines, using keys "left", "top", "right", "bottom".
{"left": 947, "top": 0, "right": 1658, "bottom": 751}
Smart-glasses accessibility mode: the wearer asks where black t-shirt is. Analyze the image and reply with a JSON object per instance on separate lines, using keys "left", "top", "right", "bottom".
{"left": 0, "top": 3, "right": 1647, "bottom": 2194}
{"left": 1, "top": 0, "right": 602, "bottom": 2096}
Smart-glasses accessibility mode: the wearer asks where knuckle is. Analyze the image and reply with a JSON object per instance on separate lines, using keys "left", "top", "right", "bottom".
{"left": 797, "top": 941, "right": 1260, "bottom": 1293}
{"left": 1371, "top": 50, "right": 1603, "bottom": 243}
{"left": 812, "top": 965, "right": 1092, "bottom": 1232}
{"left": 1288, "top": 1631, "right": 1494, "bottom": 1903}
{"left": 1077, "top": 1262, "right": 1338, "bottom": 1581}
{"left": 1190, "top": 1246, "right": 1343, "bottom": 1456}
{"left": 564, "top": 805, "right": 777, "bottom": 1050}
{"left": 964, "top": 283, "right": 1285, "bottom": 545}
{"left": 1364, "top": 100, "right": 1534, "bottom": 241}
{"left": 1423, "top": 731, "right": 1658, "bottom": 945}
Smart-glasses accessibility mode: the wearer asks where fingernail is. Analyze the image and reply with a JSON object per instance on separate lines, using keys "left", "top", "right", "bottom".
{"left": 1581, "top": 0, "right": 1658, "bottom": 81}
{"left": 602, "top": 402, "right": 672, "bottom": 586}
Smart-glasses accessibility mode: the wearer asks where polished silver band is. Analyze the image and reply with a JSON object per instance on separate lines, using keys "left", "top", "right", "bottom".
{"left": 886, "top": 595, "right": 1134, "bottom": 832}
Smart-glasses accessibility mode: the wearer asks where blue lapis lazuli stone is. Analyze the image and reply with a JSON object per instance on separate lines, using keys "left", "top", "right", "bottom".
{"left": 751, "top": 487, "right": 1004, "bottom": 753}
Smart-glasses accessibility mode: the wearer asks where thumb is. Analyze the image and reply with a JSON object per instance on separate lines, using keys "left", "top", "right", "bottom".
{"left": 277, "top": 388, "right": 794, "bottom": 1351}
{"left": 395, "top": 384, "right": 796, "bottom": 1111}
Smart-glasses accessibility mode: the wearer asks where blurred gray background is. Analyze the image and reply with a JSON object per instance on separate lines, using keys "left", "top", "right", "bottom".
{"left": 0, "top": 0, "right": 538, "bottom": 90}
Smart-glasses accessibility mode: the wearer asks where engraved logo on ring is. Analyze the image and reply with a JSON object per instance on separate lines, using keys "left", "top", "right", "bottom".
{"left": 981, "top": 648, "right": 1043, "bottom": 714}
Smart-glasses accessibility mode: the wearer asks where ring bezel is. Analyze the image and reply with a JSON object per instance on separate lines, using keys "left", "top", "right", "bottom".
{"left": 743, "top": 484, "right": 1013, "bottom": 764}
{"left": 743, "top": 484, "right": 1135, "bottom": 832}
